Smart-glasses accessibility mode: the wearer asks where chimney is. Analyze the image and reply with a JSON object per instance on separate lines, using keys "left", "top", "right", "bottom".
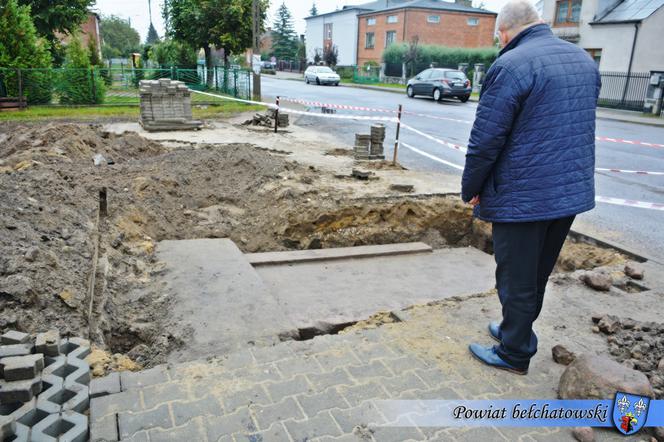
{"left": 455, "top": 0, "right": 473, "bottom": 7}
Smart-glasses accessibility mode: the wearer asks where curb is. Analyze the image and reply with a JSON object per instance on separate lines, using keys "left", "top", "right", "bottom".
{"left": 596, "top": 113, "right": 664, "bottom": 128}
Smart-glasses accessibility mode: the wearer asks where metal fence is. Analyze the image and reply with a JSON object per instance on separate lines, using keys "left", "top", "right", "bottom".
{"left": 598, "top": 71, "right": 650, "bottom": 111}
{"left": 0, "top": 67, "right": 252, "bottom": 106}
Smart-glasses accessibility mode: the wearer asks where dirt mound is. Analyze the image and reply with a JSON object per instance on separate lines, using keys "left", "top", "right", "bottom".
{"left": 0, "top": 123, "right": 164, "bottom": 171}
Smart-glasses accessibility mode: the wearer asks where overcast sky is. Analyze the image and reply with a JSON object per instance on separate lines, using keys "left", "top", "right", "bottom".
{"left": 94, "top": 0, "right": 506, "bottom": 42}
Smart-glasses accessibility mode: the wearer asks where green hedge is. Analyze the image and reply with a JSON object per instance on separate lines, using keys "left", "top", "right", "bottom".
{"left": 383, "top": 44, "right": 499, "bottom": 77}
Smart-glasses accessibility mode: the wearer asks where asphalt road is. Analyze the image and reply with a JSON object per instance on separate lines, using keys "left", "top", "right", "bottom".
{"left": 261, "top": 76, "right": 664, "bottom": 262}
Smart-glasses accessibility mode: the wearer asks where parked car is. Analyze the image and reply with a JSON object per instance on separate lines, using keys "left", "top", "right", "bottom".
{"left": 261, "top": 61, "right": 276, "bottom": 69}
{"left": 406, "top": 68, "right": 471, "bottom": 102}
{"left": 304, "top": 66, "right": 340, "bottom": 86}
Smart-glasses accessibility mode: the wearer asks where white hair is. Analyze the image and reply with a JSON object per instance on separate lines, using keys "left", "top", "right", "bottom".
{"left": 497, "top": 0, "right": 541, "bottom": 32}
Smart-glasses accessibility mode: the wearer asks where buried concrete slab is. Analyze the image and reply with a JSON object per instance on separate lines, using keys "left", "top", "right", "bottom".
{"left": 156, "top": 239, "right": 299, "bottom": 362}
{"left": 256, "top": 247, "right": 495, "bottom": 333}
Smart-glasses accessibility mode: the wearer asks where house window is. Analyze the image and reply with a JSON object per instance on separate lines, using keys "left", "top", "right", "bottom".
{"left": 555, "top": 0, "right": 582, "bottom": 25}
{"left": 467, "top": 17, "right": 479, "bottom": 26}
{"left": 324, "top": 23, "right": 333, "bottom": 40}
{"left": 367, "top": 17, "right": 376, "bottom": 26}
{"left": 365, "top": 32, "right": 375, "bottom": 49}
{"left": 586, "top": 48, "right": 602, "bottom": 66}
{"left": 387, "top": 15, "right": 398, "bottom": 24}
{"left": 385, "top": 31, "right": 397, "bottom": 46}
{"left": 428, "top": 15, "right": 441, "bottom": 23}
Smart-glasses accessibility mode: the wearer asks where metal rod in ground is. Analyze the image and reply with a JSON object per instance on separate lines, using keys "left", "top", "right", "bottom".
{"left": 99, "top": 187, "right": 108, "bottom": 217}
{"left": 274, "top": 96, "right": 280, "bottom": 133}
{"left": 393, "top": 104, "right": 403, "bottom": 165}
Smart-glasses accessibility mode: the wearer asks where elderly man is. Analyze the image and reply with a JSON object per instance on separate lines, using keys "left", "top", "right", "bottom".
{"left": 462, "top": 0, "right": 601, "bottom": 374}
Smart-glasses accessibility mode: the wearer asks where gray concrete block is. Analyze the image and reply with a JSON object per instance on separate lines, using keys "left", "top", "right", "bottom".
{"left": 118, "top": 403, "right": 172, "bottom": 439}
{"left": 120, "top": 365, "right": 169, "bottom": 391}
{"left": 1, "top": 414, "right": 16, "bottom": 440}
{"left": 61, "top": 337, "right": 91, "bottom": 361}
{"left": 0, "top": 344, "right": 32, "bottom": 359}
{"left": 36, "top": 374, "right": 64, "bottom": 414}
{"left": 265, "top": 375, "right": 312, "bottom": 402}
{"left": 275, "top": 356, "right": 322, "bottom": 377}
{"left": 339, "top": 381, "right": 389, "bottom": 407}
{"left": 43, "top": 356, "right": 90, "bottom": 386}
{"left": 205, "top": 406, "right": 257, "bottom": 440}
{"left": 148, "top": 417, "right": 207, "bottom": 442}
{"left": 90, "top": 372, "right": 121, "bottom": 398}
{"left": 60, "top": 381, "right": 90, "bottom": 413}
{"left": 35, "top": 330, "right": 60, "bottom": 357}
{"left": 282, "top": 411, "right": 343, "bottom": 441}
{"left": 314, "top": 350, "right": 362, "bottom": 371}
{"left": 379, "top": 372, "right": 427, "bottom": 396}
{"left": 1, "top": 331, "right": 30, "bottom": 345}
{"left": 30, "top": 410, "right": 87, "bottom": 442}
{"left": 346, "top": 360, "right": 392, "bottom": 381}
{"left": 90, "top": 390, "right": 141, "bottom": 423}
{"left": 233, "top": 422, "right": 291, "bottom": 442}
{"left": 222, "top": 385, "right": 271, "bottom": 413}
{"left": 140, "top": 382, "right": 188, "bottom": 410}
{"left": 0, "top": 354, "right": 44, "bottom": 381}
{"left": 10, "top": 422, "right": 30, "bottom": 442}
{"left": 0, "top": 376, "right": 41, "bottom": 404}
{"left": 307, "top": 368, "right": 355, "bottom": 390}
{"left": 171, "top": 396, "right": 223, "bottom": 426}
{"left": 252, "top": 397, "right": 305, "bottom": 431}
{"left": 296, "top": 387, "right": 349, "bottom": 418}
{"left": 89, "top": 413, "right": 118, "bottom": 442}
{"left": 330, "top": 402, "right": 387, "bottom": 433}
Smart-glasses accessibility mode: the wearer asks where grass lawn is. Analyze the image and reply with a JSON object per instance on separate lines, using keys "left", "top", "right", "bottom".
{"left": 0, "top": 102, "right": 264, "bottom": 122}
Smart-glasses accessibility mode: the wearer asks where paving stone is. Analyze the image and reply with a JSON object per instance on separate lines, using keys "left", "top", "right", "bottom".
{"left": 222, "top": 385, "right": 271, "bottom": 413}
{"left": 141, "top": 381, "right": 189, "bottom": 410}
{"left": 353, "top": 343, "right": 399, "bottom": 361}
{"left": 380, "top": 356, "right": 429, "bottom": 374}
{"left": 369, "top": 422, "right": 425, "bottom": 442}
{"left": 122, "top": 430, "right": 149, "bottom": 442}
{"left": 205, "top": 406, "right": 257, "bottom": 440}
{"left": 120, "top": 365, "right": 170, "bottom": 391}
{"left": 251, "top": 345, "right": 294, "bottom": 364}
{"left": 90, "top": 372, "right": 121, "bottom": 398}
{"left": 265, "top": 374, "right": 312, "bottom": 402}
{"left": 276, "top": 356, "right": 322, "bottom": 377}
{"left": 346, "top": 361, "right": 392, "bottom": 382}
{"left": 314, "top": 434, "right": 370, "bottom": 442}
{"left": 171, "top": 396, "right": 223, "bottom": 426}
{"left": 61, "top": 337, "right": 91, "bottom": 361}
{"left": 149, "top": 417, "right": 208, "bottom": 442}
{"left": 283, "top": 411, "right": 343, "bottom": 441}
{"left": 30, "top": 410, "right": 88, "bottom": 442}
{"left": 314, "top": 350, "right": 362, "bottom": 371}
{"left": 0, "top": 344, "right": 32, "bottom": 359}
{"left": 89, "top": 413, "right": 118, "bottom": 442}
{"left": 90, "top": 390, "right": 142, "bottom": 423}
{"left": 0, "top": 354, "right": 44, "bottom": 381}
{"left": 401, "top": 385, "right": 462, "bottom": 400}
{"left": 233, "top": 422, "right": 292, "bottom": 442}
{"left": 379, "top": 372, "right": 427, "bottom": 396}
{"left": 338, "top": 382, "right": 389, "bottom": 407}
{"left": 297, "top": 387, "right": 349, "bottom": 417}
{"left": 1, "top": 331, "right": 30, "bottom": 345}
{"left": 454, "top": 425, "right": 508, "bottom": 441}
{"left": 1, "top": 414, "right": 16, "bottom": 440}
{"left": 330, "top": 402, "right": 386, "bottom": 433}
{"left": 0, "top": 376, "right": 42, "bottom": 404}
{"left": 118, "top": 403, "right": 172, "bottom": 438}
{"left": 35, "top": 330, "right": 61, "bottom": 357}
{"left": 252, "top": 397, "right": 305, "bottom": 431}
{"left": 220, "top": 349, "right": 257, "bottom": 371}
{"left": 413, "top": 367, "right": 464, "bottom": 389}
{"left": 235, "top": 364, "right": 283, "bottom": 384}
{"left": 307, "top": 368, "right": 354, "bottom": 390}
{"left": 36, "top": 374, "right": 64, "bottom": 414}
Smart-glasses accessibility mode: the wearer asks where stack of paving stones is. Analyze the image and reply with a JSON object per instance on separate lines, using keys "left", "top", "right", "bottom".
{"left": 0, "top": 330, "right": 91, "bottom": 441}
{"left": 353, "top": 134, "right": 372, "bottom": 160}
{"left": 267, "top": 109, "right": 289, "bottom": 128}
{"left": 139, "top": 79, "right": 203, "bottom": 132}
{"left": 369, "top": 124, "right": 386, "bottom": 160}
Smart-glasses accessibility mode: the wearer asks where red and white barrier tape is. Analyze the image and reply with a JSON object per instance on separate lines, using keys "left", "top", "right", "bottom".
{"left": 596, "top": 168, "right": 664, "bottom": 176}
{"left": 281, "top": 107, "right": 398, "bottom": 122}
{"left": 400, "top": 123, "right": 468, "bottom": 154}
{"left": 596, "top": 136, "right": 664, "bottom": 149}
{"left": 190, "top": 89, "right": 278, "bottom": 108}
{"left": 595, "top": 196, "right": 664, "bottom": 211}
{"left": 401, "top": 111, "right": 473, "bottom": 124}
{"left": 400, "top": 142, "right": 464, "bottom": 170}
{"left": 280, "top": 97, "right": 396, "bottom": 114}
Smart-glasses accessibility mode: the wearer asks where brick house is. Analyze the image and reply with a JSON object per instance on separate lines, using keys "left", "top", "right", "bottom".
{"left": 356, "top": 0, "right": 497, "bottom": 66}
{"left": 57, "top": 12, "right": 102, "bottom": 58}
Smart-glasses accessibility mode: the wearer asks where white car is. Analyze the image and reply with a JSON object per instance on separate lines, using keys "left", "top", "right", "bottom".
{"left": 304, "top": 66, "right": 340, "bottom": 86}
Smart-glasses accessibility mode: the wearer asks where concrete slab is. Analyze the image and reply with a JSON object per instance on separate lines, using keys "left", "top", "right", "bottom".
{"left": 156, "top": 239, "right": 298, "bottom": 362}
{"left": 256, "top": 247, "right": 495, "bottom": 331}
{"left": 246, "top": 242, "right": 432, "bottom": 266}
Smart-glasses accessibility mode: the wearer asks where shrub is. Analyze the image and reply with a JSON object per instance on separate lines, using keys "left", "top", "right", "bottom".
{"left": 57, "top": 36, "right": 105, "bottom": 104}
{"left": 383, "top": 43, "right": 498, "bottom": 77}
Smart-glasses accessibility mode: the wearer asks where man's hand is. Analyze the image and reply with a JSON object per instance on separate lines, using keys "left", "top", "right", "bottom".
{"left": 469, "top": 195, "right": 480, "bottom": 207}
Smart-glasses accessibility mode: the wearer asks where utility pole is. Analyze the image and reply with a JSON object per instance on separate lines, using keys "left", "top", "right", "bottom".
{"left": 252, "top": 0, "right": 262, "bottom": 101}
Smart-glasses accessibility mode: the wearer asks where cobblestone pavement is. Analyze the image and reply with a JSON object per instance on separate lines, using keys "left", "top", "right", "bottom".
{"left": 90, "top": 261, "right": 663, "bottom": 442}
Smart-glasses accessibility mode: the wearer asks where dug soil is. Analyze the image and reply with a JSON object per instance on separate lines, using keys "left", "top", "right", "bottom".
{"left": 0, "top": 123, "right": 627, "bottom": 372}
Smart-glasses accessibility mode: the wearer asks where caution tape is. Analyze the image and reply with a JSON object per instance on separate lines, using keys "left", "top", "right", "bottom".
{"left": 595, "top": 196, "right": 664, "bottom": 211}
{"left": 596, "top": 168, "right": 664, "bottom": 176}
{"left": 190, "top": 89, "right": 278, "bottom": 108}
{"left": 400, "top": 123, "right": 468, "bottom": 154}
{"left": 279, "top": 97, "right": 397, "bottom": 114}
{"left": 400, "top": 142, "right": 464, "bottom": 170}
{"left": 401, "top": 111, "right": 473, "bottom": 124}
{"left": 596, "top": 136, "right": 664, "bottom": 149}
{"left": 281, "top": 107, "right": 398, "bottom": 122}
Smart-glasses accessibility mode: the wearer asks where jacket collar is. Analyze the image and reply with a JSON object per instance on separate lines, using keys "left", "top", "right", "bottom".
{"left": 499, "top": 23, "right": 553, "bottom": 56}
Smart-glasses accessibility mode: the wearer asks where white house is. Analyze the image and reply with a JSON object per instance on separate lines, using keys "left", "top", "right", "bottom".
{"left": 540, "top": 0, "right": 664, "bottom": 72}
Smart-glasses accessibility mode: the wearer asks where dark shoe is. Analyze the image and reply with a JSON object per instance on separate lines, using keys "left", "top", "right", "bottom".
{"left": 488, "top": 322, "right": 501, "bottom": 342}
{"left": 468, "top": 343, "right": 528, "bottom": 375}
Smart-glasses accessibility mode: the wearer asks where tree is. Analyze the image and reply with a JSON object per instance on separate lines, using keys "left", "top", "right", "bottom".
{"left": 163, "top": 0, "right": 267, "bottom": 85}
{"left": 18, "top": 0, "right": 94, "bottom": 60}
{"left": 272, "top": 2, "right": 297, "bottom": 60}
{"left": 100, "top": 16, "right": 141, "bottom": 59}
{"left": 0, "top": 0, "right": 53, "bottom": 103}
{"left": 310, "top": 2, "right": 318, "bottom": 16}
{"left": 150, "top": 39, "right": 197, "bottom": 68}
{"left": 58, "top": 35, "right": 105, "bottom": 104}
{"left": 146, "top": 23, "right": 160, "bottom": 44}
{"left": 323, "top": 44, "right": 338, "bottom": 67}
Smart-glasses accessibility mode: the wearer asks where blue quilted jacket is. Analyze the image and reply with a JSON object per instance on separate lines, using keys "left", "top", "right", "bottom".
{"left": 461, "top": 24, "right": 601, "bottom": 222}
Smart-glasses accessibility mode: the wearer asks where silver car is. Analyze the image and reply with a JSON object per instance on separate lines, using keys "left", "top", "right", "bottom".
{"left": 304, "top": 66, "right": 340, "bottom": 86}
